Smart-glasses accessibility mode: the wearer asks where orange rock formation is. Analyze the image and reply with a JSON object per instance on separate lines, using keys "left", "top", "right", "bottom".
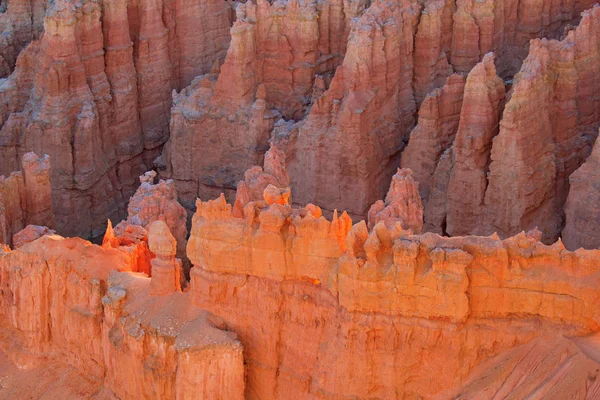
{"left": 1, "top": 0, "right": 600, "bottom": 398}
{"left": 0, "top": 152, "right": 54, "bottom": 246}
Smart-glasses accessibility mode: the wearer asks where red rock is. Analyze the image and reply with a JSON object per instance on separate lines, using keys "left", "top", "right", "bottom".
{"left": 148, "top": 220, "right": 181, "bottom": 295}
{"left": 562, "top": 134, "right": 600, "bottom": 250}
{"left": 485, "top": 6, "right": 600, "bottom": 241}
{"left": 0, "top": 234, "right": 244, "bottom": 398}
{"left": 0, "top": 152, "right": 54, "bottom": 247}
{"left": 367, "top": 168, "right": 423, "bottom": 233}
{"left": 281, "top": 0, "right": 421, "bottom": 217}
{"left": 0, "top": 0, "right": 46, "bottom": 77}
{"left": 164, "top": 0, "right": 362, "bottom": 210}
{"left": 1, "top": 0, "right": 600, "bottom": 398}
{"left": 446, "top": 53, "right": 506, "bottom": 236}
{"left": 12, "top": 225, "right": 55, "bottom": 249}
{"left": 115, "top": 171, "right": 188, "bottom": 261}
{"left": 185, "top": 192, "right": 600, "bottom": 397}
{"left": 402, "top": 74, "right": 466, "bottom": 202}
{"left": 232, "top": 143, "right": 290, "bottom": 217}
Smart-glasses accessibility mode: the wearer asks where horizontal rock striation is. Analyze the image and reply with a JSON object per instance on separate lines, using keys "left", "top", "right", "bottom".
{"left": 187, "top": 191, "right": 600, "bottom": 397}
{"left": 0, "top": 228, "right": 244, "bottom": 399}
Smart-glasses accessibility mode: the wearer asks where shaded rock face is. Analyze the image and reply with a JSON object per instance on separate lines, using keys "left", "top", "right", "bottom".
{"left": 0, "top": 0, "right": 233, "bottom": 240}
{"left": 563, "top": 135, "right": 600, "bottom": 250}
{"left": 0, "top": 0, "right": 46, "bottom": 77}
{"left": 164, "top": 0, "right": 595, "bottom": 220}
{"left": 402, "top": 5, "right": 600, "bottom": 243}
{"left": 163, "top": 0, "right": 367, "bottom": 209}
{"left": 0, "top": 152, "right": 54, "bottom": 247}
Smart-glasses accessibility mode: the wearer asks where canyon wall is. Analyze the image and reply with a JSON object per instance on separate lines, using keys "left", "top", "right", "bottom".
{"left": 563, "top": 134, "right": 600, "bottom": 250}
{"left": 0, "top": 220, "right": 244, "bottom": 399}
{"left": 0, "top": 153, "right": 599, "bottom": 398}
{"left": 0, "top": 0, "right": 597, "bottom": 246}
{"left": 187, "top": 191, "right": 600, "bottom": 398}
{"left": 0, "top": 0, "right": 232, "bottom": 240}
{"left": 401, "top": 5, "right": 600, "bottom": 244}
{"left": 0, "top": 152, "right": 54, "bottom": 246}
{"left": 163, "top": 0, "right": 367, "bottom": 209}
{"left": 164, "top": 0, "right": 595, "bottom": 220}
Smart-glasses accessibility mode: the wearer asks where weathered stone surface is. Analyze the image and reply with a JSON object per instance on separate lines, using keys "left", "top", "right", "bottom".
{"left": 563, "top": 135, "right": 600, "bottom": 250}
{"left": 0, "top": 233, "right": 244, "bottom": 399}
{"left": 367, "top": 168, "right": 423, "bottom": 233}
{"left": 0, "top": 0, "right": 46, "bottom": 77}
{"left": 404, "top": 6, "right": 600, "bottom": 241}
{"left": 1, "top": 0, "right": 600, "bottom": 398}
{"left": 402, "top": 74, "right": 466, "bottom": 202}
{"left": 0, "top": 0, "right": 233, "bottom": 240}
{"left": 12, "top": 225, "right": 55, "bottom": 249}
{"left": 115, "top": 171, "right": 188, "bottom": 260}
{"left": 485, "top": 6, "right": 600, "bottom": 242}
{"left": 187, "top": 193, "right": 600, "bottom": 397}
{"left": 0, "top": 152, "right": 54, "bottom": 247}
{"left": 163, "top": 0, "right": 365, "bottom": 210}
{"left": 446, "top": 53, "right": 506, "bottom": 236}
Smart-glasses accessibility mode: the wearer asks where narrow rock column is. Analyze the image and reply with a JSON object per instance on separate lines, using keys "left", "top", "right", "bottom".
{"left": 148, "top": 220, "right": 181, "bottom": 295}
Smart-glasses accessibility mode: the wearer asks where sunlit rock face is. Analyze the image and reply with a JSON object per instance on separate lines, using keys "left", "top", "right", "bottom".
{"left": 1, "top": 0, "right": 600, "bottom": 398}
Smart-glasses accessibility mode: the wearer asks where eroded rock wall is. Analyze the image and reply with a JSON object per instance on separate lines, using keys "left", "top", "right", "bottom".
{"left": 0, "top": 231, "right": 244, "bottom": 399}
{"left": 187, "top": 193, "right": 600, "bottom": 398}
{"left": 402, "top": 5, "right": 600, "bottom": 242}
{"left": 0, "top": 152, "right": 54, "bottom": 246}
{"left": 0, "top": 0, "right": 233, "bottom": 240}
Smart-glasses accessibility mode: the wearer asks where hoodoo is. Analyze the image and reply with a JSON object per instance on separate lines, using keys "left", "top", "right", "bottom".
{"left": 0, "top": 0, "right": 600, "bottom": 398}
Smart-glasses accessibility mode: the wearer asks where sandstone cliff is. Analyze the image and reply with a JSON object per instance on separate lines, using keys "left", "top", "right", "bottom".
{"left": 0, "top": 224, "right": 244, "bottom": 399}
{"left": 1, "top": 0, "right": 600, "bottom": 398}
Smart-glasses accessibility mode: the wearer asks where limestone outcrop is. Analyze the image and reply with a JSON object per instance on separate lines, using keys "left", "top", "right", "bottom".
{"left": 0, "top": 152, "right": 54, "bottom": 246}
